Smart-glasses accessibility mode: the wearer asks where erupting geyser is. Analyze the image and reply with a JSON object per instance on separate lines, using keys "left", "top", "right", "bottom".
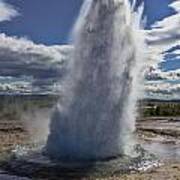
{"left": 46, "top": 0, "right": 145, "bottom": 161}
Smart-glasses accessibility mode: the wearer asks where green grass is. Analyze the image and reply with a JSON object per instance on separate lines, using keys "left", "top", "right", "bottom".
{"left": 140, "top": 100, "right": 180, "bottom": 117}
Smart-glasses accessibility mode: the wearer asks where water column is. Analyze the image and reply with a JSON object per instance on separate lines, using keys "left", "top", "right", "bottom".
{"left": 46, "top": 0, "right": 140, "bottom": 161}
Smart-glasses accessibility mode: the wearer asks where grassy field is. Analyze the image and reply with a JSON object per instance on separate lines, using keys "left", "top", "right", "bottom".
{"left": 140, "top": 99, "right": 180, "bottom": 117}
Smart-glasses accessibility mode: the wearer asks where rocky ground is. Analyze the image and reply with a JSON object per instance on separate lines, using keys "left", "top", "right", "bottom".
{"left": 0, "top": 114, "right": 180, "bottom": 179}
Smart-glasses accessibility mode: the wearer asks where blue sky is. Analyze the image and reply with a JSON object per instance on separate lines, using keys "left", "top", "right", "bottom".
{"left": 0, "top": 0, "right": 177, "bottom": 45}
{"left": 0, "top": 0, "right": 179, "bottom": 99}
{"left": 0, "top": 0, "right": 83, "bottom": 45}
{"left": 140, "top": 0, "right": 175, "bottom": 27}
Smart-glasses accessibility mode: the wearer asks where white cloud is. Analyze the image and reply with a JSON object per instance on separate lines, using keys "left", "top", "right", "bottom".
{"left": 0, "top": 32, "right": 179, "bottom": 97}
{"left": 0, "top": 0, "right": 179, "bottom": 99}
{"left": 0, "top": 33, "right": 72, "bottom": 79}
{"left": 145, "top": 0, "right": 180, "bottom": 67}
{"left": 145, "top": 81, "right": 180, "bottom": 100}
{"left": 0, "top": 0, "right": 72, "bottom": 94}
{"left": 145, "top": 68, "right": 180, "bottom": 81}
{"left": 143, "top": 0, "right": 180, "bottom": 99}
{"left": 0, "top": 0, "right": 19, "bottom": 22}
{"left": 0, "top": 33, "right": 73, "bottom": 94}
{"left": 173, "top": 49, "right": 180, "bottom": 55}
{"left": 170, "top": 1, "right": 180, "bottom": 13}
{"left": 145, "top": 83, "right": 180, "bottom": 94}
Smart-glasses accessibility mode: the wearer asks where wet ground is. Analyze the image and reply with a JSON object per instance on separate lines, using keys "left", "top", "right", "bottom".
{"left": 137, "top": 117, "right": 180, "bottom": 161}
{"left": 0, "top": 116, "right": 180, "bottom": 179}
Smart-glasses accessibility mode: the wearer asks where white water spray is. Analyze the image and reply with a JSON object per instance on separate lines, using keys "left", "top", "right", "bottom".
{"left": 46, "top": 0, "right": 146, "bottom": 161}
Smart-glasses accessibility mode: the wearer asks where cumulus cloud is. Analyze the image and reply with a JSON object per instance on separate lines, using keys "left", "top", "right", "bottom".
{"left": 143, "top": 0, "right": 180, "bottom": 100}
{"left": 146, "top": 0, "right": 180, "bottom": 67}
{"left": 0, "top": 0, "right": 18, "bottom": 22}
{"left": 145, "top": 68, "right": 180, "bottom": 81}
{"left": 0, "top": 0, "right": 179, "bottom": 99}
{"left": 0, "top": 76, "right": 33, "bottom": 94}
{"left": 0, "top": 0, "right": 73, "bottom": 94}
{"left": 173, "top": 49, "right": 180, "bottom": 55}
{"left": 0, "top": 33, "right": 72, "bottom": 79}
{"left": 145, "top": 81, "right": 180, "bottom": 100}
{"left": 145, "top": 83, "right": 180, "bottom": 94}
{"left": 0, "top": 33, "right": 73, "bottom": 94}
{"left": 170, "top": 1, "right": 180, "bottom": 13}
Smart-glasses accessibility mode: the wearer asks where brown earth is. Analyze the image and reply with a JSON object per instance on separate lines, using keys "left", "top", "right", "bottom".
{"left": 0, "top": 120, "right": 29, "bottom": 153}
{"left": 0, "top": 116, "right": 180, "bottom": 179}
